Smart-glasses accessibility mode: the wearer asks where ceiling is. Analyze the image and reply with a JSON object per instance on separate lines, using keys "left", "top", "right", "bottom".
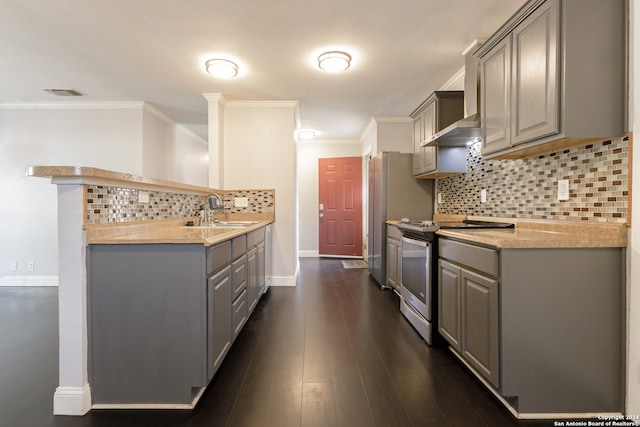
{"left": 0, "top": 0, "right": 527, "bottom": 141}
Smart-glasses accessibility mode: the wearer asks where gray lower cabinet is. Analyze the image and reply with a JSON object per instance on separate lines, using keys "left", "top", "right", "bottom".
{"left": 207, "top": 264, "right": 232, "bottom": 379}
{"left": 231, "top": 235, "right": 248, "bottom": 340}
{"left": 385, "top": 224, "right": 401, "bottom": 291}
{"left": 438, "top": 260, "right": 461, "bottom": 352}
{"left": 247, "top": 228, "right": 266, "bottom": 314}
{"left": 438, "top": 244, "right": 499, "bottom": 388}
{"left": 88, "top": 244, "right": 210, "bottom": 405}
{"left": 87, "top": 225, "right": 270, "bottom": 406}
{"left": 246, "top": 247, "right": 258, "bottom": 313}
{"left": 438, "top": 237, "right": 624, "bottom": 415}
{"left": 460, "top": 268, "right": 499, "bottom": 387}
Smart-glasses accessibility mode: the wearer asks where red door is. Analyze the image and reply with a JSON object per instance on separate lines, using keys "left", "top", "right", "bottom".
{"left": 318, "top": 157, "right": 363, "bottom": 257}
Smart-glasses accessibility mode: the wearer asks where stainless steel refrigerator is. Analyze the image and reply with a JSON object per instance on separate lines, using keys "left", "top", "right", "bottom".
{"left": 367, "top": 152, "right": 433, "bottom": 287}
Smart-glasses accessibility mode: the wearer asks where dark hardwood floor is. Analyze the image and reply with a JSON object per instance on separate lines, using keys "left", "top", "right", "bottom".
{"left": 1, "top": 258, "right": 555, "bottom": 427}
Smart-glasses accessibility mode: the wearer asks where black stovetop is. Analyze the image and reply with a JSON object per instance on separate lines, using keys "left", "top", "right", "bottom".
{"left": 395, "top": 219, "right": 514, "bottom": 240}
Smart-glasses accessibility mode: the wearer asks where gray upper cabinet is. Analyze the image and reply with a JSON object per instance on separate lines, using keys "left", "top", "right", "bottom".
{"left": 480, "top": 35, "right": 511, "bottom": 154}
{"left": 477, "top": 0, "right": 626, "bottom": 159}
{"left": 412, "top": 114, "right": 424, "bottom": 175}
{"left": 411, "top": 91, "right": 466, "bottom": 178}
{"left": 510, "top": 1, "right": 559, "bottom": 145}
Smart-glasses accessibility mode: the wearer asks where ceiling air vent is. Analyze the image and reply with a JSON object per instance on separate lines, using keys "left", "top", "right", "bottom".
{"left": 43, "top": 88, "right": 85, "bottom": 97}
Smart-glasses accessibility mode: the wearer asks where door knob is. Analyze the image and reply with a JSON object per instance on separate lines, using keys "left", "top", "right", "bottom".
{"left": 319, "top": 213, "right": 324, "bottom": 218}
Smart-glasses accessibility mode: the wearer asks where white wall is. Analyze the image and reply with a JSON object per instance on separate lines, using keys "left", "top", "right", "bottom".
{"left": 0, "top": 102, "right": 208, "bottom": 285}
{"left": 222, "top": 101, "right": 299, "bottom": 285}
{"left": 0, "top": 105, "right": 142, "bottom": 284}
{"left": 360, "top": 117, "right": 413, "bottom": 156}
{"left": 142, "top": 105, "right": 208, "bottom": 186}
{"left": 375, "top": 118, "right": 414, "bottom": 153}
{"left": 627, "top": 0, "right": 639, "bottom": 416}
{"left": 296, "top": 139, "right": 362, "bottom": 257}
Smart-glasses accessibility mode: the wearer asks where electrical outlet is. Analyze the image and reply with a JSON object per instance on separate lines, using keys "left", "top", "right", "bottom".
{"left": 138, "top": 191, "right": 150, "bottom": 204}
{"left": 27, "top": 261, "right": 34, "bottom": 271}
{"left": 558, "top": 179, "right": 570, "bottom": 201}
{"left": 234, "top": 197, "right": 249, "bottom": 207}
{"left": 11, "top": 261, "right": 17, "bottom": 271}
{"left": 437, "top": 193, "right": 442, "bottom": 204}
{"left": 481, "top": 189, "right": 487, "bottom": 203}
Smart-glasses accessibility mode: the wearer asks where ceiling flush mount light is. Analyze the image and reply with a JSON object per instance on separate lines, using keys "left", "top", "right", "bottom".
{"left": 297, "top": 130, "right": 316, "bottom": 140}
{"left": 317, "top": 51, "right": 351, "bottom": 73}
{"left": 206, "top": 58, "right": 239, "bottom": 79}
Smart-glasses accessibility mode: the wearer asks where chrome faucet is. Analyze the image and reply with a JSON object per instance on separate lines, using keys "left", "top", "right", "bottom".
{"left": 205, "top": 193, "right": 225, "bottom": 224}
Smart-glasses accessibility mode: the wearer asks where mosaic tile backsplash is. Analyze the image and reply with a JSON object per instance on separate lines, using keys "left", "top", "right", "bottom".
{"left": 86, "top": 186, "right": 275, "bottom": 225}
{"left": 436, "top": 136, "right": 629, "bottom": 223}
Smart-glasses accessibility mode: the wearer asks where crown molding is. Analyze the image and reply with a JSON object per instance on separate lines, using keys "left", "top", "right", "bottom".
{"left": 0, "top": 101, "right": 145, "bottom": 110}
{"left": 224, "top": 100, "right": 298, "bottom": 109}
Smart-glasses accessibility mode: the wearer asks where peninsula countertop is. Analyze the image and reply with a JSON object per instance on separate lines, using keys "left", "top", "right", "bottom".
{"left": 86, "top": 216, "right": 274, "bottom": 248}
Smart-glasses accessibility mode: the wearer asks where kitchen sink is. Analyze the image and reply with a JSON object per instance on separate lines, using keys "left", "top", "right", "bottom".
{"left": 184, "top": 221, "right": 259, "bottom": 229}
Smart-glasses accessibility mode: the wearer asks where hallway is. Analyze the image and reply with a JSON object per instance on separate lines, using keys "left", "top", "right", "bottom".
{"left": 1, "top": 258, "right": 550, "bottom": 427}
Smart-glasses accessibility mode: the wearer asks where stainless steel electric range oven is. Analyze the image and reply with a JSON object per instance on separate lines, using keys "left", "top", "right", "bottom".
{"left": 394, "top": 219, "right": 514, "bottom": 345}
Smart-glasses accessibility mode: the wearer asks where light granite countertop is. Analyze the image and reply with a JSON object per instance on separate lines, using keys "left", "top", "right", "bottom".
{"left": 388, "top": 215, "right": 627, "bottom": 249}
{"left": 86, "top": 215, "right": 274, "bottom": 248}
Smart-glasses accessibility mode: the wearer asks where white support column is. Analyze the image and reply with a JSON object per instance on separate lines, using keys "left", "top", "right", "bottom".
{"left": 203, "top": 93, "right": 226, "bottom": 189}
{"left": 53, "top": 184, "right": 92, "bottom": 415}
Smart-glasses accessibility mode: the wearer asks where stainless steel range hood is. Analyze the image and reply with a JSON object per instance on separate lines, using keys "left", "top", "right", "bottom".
{"left": 423, "top": 40, "right": 484, "bottom": 147}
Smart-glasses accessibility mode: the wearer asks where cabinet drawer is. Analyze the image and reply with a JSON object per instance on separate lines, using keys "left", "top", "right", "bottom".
{"left": 387, "top": 224, "right": 402, "bottom": 240}
{"left": 232, "top": 235, "right": 247, "bottom": 260}
{"left": 232, "top": 257, "right": 247, "bottom": 298}
{"left": 207, "top": 241, "right": 231, "bottom": 275}
{"left": 232, "top": 289, "right": 247, "bottom": 338}
{"left": 439, "top": 239, "right": 498, "bottom": 277}
{"left": 247, "top": 227, "right": 265, "bottom": 248}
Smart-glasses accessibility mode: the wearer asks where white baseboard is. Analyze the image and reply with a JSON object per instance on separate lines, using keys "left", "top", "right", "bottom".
{"left": 0, "top": 275, "right": 58, "bottom": 287}
{"left": 92, "top": 387, "right": 205, "bottom": 410}
{"left": 270, "top": 276, "right": 297, "bottom": 287}
{"left": 298, "top": 250, "right": 319, "bottom": 258}
{"left": 53, "top": 385, "right": 92, "bottom": 415}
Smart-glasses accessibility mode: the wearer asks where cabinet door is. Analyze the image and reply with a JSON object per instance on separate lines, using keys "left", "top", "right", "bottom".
{"left": 421, "top": 102, "right": 437, "bottom": 173}
{"left": 461, "top": 268, "right": 499, "bottom": 387}
{"left": 412, "top": 114, "right": 424, "bottom": 175}
{"left": 481, "top": 35, "right": 512, "bottom": 154}
{"left": 511, "top": 0, "right": 559, "bottom": 145}
{"left": 208, "top": 265, "right": 232, "bottom": 380}
{"left": 386, "top": 238, "right": 399, "bottom": 290}
{"left": 257, "top": 242, "right": 265, "bottom": 294}
{"left": 438, "top": 260, "right": 461, "bottom": 352}
{"left": 246, "top": 248, "right": 258, "bottom": 313}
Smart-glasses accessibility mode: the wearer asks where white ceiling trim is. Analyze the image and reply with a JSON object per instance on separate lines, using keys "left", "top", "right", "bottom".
{"left": 0, "top": 101, "right": 146, "bottom": 110}
{"left": 439, "top": 67, "right": 466, "bottom": 91}
{"left": 143, "top": 103, "right": 207, "bottom": 143}
{"left": 224, "top": 100, "right": 299, "bottom": 109}
{"left": 373, "top": 116, "right": 413, "bottom": 123}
